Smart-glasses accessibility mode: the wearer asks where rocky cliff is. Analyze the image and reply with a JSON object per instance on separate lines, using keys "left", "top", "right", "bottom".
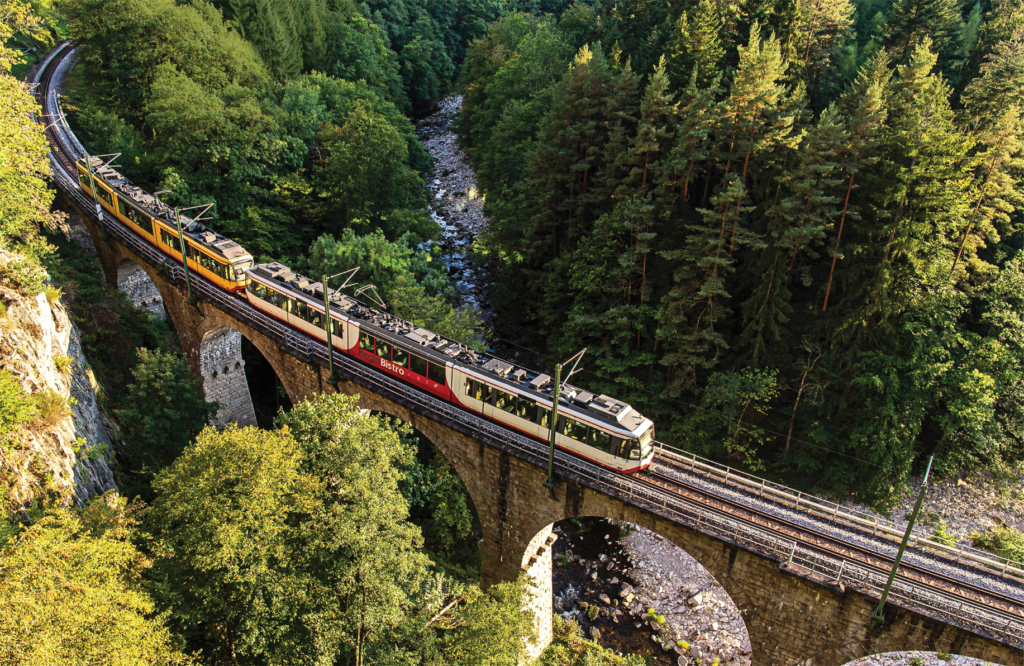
{"left": 1, "top": 250, "right": 117, "bottom": 511}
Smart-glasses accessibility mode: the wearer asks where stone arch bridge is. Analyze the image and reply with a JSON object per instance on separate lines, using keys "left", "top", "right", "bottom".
{"left": 35, "top": 43, "right": 1024, "bottom": 666}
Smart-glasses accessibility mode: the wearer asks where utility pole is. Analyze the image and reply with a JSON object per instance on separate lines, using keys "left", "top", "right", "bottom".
{"left": 174, "top": 207, "right": 199, "bottom": 307}
{"left": 321, "top": 268, "right": 361, "bottom": 391}
{"left": 170, "top": 203, "right": 214, "bottom": 311}
{"left": 544, "top": 362, "right": 561, "bottom": 500}
{"left": 543, "top": 348, "right": 587, "bottom": 501}
{"left": 871, "top": 456, "right": 934, "bottom": 626}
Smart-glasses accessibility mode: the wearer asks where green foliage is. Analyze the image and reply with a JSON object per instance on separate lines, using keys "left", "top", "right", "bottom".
{"left": 33, "top": 389, "right": 72, "bottom": 429}
{"left": 54, "top": 354, "right": 73, "bottom": 374}
{"left": 0, "top": 369, "right": 34, "bottom": 440}
{"left": 539, "top": 615, "right": 647, "bottom": 665}
{"left": 115, "top": 348, "right": 217, "bottom": 494}
{"left": 461, "top": 3, "right": 1024, "bottom": 505}
{"left": 42, "top": 230, "right": 174, "bottom": 406}
{"left": 0, "top": 501, "right": 193, "bottom": 665}
{"left": 434, "top": 577, "right": 536, "bottom": 666}
{"left": 932, "top": 520, "right": 957, "bottom": 547}
{"left": 972, "top": 524, "right": 1024, "bottom": 562}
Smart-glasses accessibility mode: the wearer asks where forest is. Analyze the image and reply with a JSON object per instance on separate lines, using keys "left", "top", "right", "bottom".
{"left": 4, "top": 0, "right": 1024, "bottom": 658}
{"left": 460, "top": 0, "right": 1024, "bottom": 504}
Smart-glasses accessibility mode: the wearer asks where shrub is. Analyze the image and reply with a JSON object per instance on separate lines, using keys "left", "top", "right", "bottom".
{"left": 54, "top": 354, "right": 73, "bottom": 374}
{"left": 644, "top": 607, "right": 665, "bottom": 624}
{"left": 937, "top": 653, "right": 953, "bottom": 661}
{"left": 0, "top": 370, "right": 34, "bottom": 439}
{"left": 931, "top": 520, "right": 957, "bottom": 547}
{"left": 909, "top": 657, "right": 924, "bottom": 666}
{"left": 0, "top": 301, "right": 7, "bottom": 318}
{"left": 972, "top": 525, "right": 1024, "bottom": 563}
{"left": 44, "top": 285, "right": 62, "bottom": 304}
{"left": 34, "top": 390, "right": 72, "bottom": 429}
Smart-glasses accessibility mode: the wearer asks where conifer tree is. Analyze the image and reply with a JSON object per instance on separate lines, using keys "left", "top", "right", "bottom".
{"left": 665, "top": 0, "right": 726, "bottom": 88}
{"left": 525, "top": 43, "right": 612, "bottom": 263}
{"left": 714, "top": 22, "right": 797, "bottom": 255}
{"left": 950, "top": 37, "right": 1024, "bottom": 277}
{"left": 795, "top": 0, "right": 854, "bottom": 96}
{"left": 657, "top": 70, "right": 721, "bottom": 209}
{"left": 821, "top": 51, "right": 889, "bottom": 311}
{"left": 883, "top": 0, "right": 964, "bottom": 69}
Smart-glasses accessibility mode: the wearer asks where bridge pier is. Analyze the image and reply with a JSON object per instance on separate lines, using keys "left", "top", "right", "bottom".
{"left": 116, "top": 260, "right": 165, "bottom": 320}
{"left": 199, "top": 327, "right": 257, "bottom": 427}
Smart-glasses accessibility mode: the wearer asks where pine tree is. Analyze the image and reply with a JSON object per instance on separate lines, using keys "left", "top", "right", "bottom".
{"left": 795, "top": 0, "right": 854, "bottom": 96}
{"left": 950, "top": 37, "right": 1024, "bottom": 277}
{"left": 525, "top": 44, "right": 613, "bottom": 265}
{"left": 657, "top": 70, "right": 721, "bottom": 209}
{"left": 665, "top": 0, "right": 726, "bottom": 88}
{"left": 883, "top": 0, "right": 964, "bottom": 69}
{"left": 821, "top": 51, "right": 890, "bottom": 311}
{"left": 714, "top": 22, "right": 797, "bottom": 256}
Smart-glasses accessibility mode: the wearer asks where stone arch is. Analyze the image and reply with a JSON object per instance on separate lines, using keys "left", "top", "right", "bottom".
{"left": 524, "top": 515, "right": 752, "bottom": 664}
{"left": 116, "top": 258, "right": 166, "bottom": 320}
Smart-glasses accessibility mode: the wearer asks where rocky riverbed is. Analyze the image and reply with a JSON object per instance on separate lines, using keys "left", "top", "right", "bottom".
{"left": 415, "top": 95, "right": 491, "bottom": 317}
{"left": 552, "top": 517, "right": 750, "bottom": 665}
{"left": 843, "top": 651, "right": 1000, "bottom": 666}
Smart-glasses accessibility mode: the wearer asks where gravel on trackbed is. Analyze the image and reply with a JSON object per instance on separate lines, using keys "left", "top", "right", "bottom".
{"left": 843, "top": 651, "right": 1001, "bottom": 666}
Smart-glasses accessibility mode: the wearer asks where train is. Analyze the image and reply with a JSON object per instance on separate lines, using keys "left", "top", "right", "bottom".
{"left": 76, "top": 156, "right": 656, "bottom": 474}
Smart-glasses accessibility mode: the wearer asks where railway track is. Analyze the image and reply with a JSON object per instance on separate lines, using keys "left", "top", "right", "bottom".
{"left": 641, "top": 452, "right": 1024, "bottom": 617}
{"left": 31, "top": 41, "right": 1024, "bottom": 649}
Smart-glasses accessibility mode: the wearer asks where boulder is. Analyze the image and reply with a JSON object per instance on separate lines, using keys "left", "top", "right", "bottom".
{"left": 590, "top": 626, "right": 601, "bottom": 639}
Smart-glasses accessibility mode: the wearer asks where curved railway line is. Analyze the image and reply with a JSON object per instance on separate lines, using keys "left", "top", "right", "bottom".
{"left": 30, "top": 41, "right": 1024, "bottom": 650}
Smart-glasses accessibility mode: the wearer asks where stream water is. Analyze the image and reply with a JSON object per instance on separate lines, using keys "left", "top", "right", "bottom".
{"left": 415, "top": 96, "right": 492, "bottom": 322}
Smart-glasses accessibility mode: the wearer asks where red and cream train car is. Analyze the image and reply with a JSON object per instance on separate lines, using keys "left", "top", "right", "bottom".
{"left": 245, "top": 262, "right": 656, "bottom": 473}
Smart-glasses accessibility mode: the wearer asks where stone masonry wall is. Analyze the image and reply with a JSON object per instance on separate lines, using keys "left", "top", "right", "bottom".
{"left": 522, "top": 525, "right": 556, "bottom": 660}
{"left": 199, "top": 327, "right": 257, "bottom": 427}
{"left": 116, "top": 260, "right": 165, "bottom": 320}
{"left": 71, "top": 201, "right": 1024, "bottom": 666}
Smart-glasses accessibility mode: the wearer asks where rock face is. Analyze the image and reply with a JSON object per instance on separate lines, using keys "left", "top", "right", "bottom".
{"left": 0, "top": 251, "right": 117, "bottom": 509}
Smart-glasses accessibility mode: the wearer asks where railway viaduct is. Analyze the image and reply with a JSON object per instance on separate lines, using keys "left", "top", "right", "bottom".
{"left": 60, "top": 199, "right": 1020, "bottom": 666}
{"left": 38, "top": 43, "right": 1022, "bottom": 666}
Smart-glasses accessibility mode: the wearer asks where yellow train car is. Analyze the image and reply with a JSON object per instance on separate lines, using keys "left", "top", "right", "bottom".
{"left": 76, "top": 157, "right": 253, "bottom": 292}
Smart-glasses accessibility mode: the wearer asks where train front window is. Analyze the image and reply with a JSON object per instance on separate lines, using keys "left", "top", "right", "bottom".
{"left": 589, "top": 429, "right": 612, "bottom": 452}
{"left": 495, "top": 390, "right": 516, "bottom": 413}
{"left": 564, "top": 418, "right": 588, "bottom": 442}
{"left": 428, "top": 362, "right": 446, "bottom": 385}
{"left": 411, "top": 354, "right": 428, "bottom": 376}
{"left": 393, "top": 347, "right": 409, "bottom": 368}
{"left": 376, "top": 338, "right": 391, "bottom": 359}
{"left": 360, "top": 332, "right": 374, "bottom": 352}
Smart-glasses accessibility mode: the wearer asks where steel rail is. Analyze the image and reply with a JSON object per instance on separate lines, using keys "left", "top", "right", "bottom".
{"left": 33, "top": 43, "right": 1024, "bottom": 649}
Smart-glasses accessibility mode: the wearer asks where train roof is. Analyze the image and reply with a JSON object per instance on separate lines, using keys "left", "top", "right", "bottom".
{"left": 249, "top": 262, "right": 650, "bottom": 433}
{"left": 78, "top": 157, "right": 251, "bottom": 263}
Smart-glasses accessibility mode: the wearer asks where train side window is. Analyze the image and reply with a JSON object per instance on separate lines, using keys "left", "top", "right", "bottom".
{"left": 376, "top": 338, "right": 392, "bottom": 359}
{"left": 308, "top": 307, "right": 322, "bottom": 327}
{"left": 428, "top": 362, "right": 446, "bottom": 385}
{"left": 266, "top": 288, "right": 281, "bottom": 308}
{"left": 360, "top": 332, "right": 374, "bottom": 352}
{"left": 465, "top": 379, "right": 474, "bottom": 396}
{"left": 411, "top": 354, "right": 428, "bottom": 376}
{"left": 475, "top": 382, "right": 492, "bottom": 403}
{"left": 253, "top": 283, "right": 268, "bottom": 299}
{"left": 295, "top": 300, "right": 309, "bottom": 321}
{"left": 589, "top": 429, "right": 612, "bottom": 453}
{"left": 159, "top": 229, "right": 181, "bottom": 253}
{"left": 538, "top": 407, "right": 550, "bottom": 428}
{"left": 495, "top": 390, "right": 516, "bottom": 413}
{"left": 78, "top": 170, "right": 90, "bottom": 189}
{"left": 516, "top": 398, "right": 536, "bottom": 420}
{"left": 95, "top": 185, "right": 112, "bottom": 205}
{"left": 331, "top": 319, "right": 343, "bottom": 337}
{"left": 393, "top": 347, "right": 409, "bottom": 368}
{"left": 564, "top": 418, "right": 588, "bottom": 442}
